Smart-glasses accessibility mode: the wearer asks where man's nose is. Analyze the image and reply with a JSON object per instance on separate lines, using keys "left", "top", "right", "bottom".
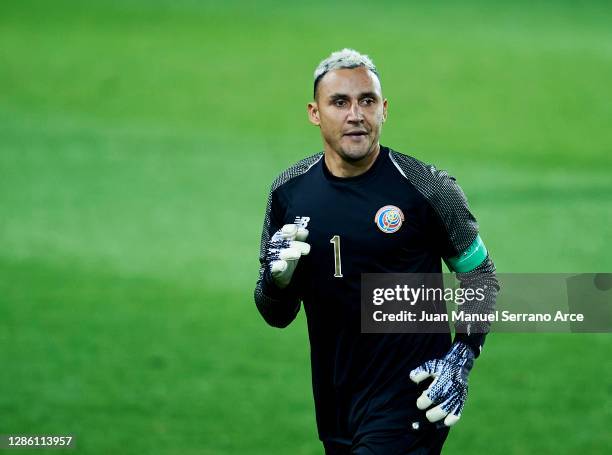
{"left": 347, "top": 102, "right": 364, "bottom": 122}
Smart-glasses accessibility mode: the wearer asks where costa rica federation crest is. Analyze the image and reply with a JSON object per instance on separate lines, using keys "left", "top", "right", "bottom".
{"left": 374, "top": 205, "right": 404, "bottom": 234}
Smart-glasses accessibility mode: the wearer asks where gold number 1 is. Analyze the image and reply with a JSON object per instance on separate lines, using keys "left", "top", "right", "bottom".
{"left": 330, "top": 235, "right": 343, "bottom": 278}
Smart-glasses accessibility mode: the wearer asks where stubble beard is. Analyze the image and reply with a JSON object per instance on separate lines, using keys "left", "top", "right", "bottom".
{"left": 335, "top": 134, "right": 378, "bottom": 163}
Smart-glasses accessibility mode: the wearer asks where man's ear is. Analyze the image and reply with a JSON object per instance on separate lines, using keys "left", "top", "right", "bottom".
{"left": 382, "top": 98, "right": 388, "bottom": 123}
{"left": 307, "top": 102, "right": 320, "bottom": 126}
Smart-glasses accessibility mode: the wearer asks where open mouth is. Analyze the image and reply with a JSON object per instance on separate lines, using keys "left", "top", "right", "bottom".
{"left": 344, "top": 131, "right": 368, "bottom": 137}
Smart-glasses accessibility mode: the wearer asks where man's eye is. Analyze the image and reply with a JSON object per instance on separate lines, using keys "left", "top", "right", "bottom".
{"left": 361, "top": 98, "right": 375, "bottom": 106}
{"left": 334, "top": 100, "right": 347, "bottom": 107}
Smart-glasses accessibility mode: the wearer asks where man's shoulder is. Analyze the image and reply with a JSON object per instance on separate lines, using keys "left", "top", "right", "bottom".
{"left": 386, "top": 147, "right": 458, "bottom": 199}
{"left": 269, "top": 152, "right": 324, "bottom": 193}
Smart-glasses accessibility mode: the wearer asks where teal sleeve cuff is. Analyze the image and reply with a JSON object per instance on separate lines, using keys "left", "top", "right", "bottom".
{"left": 445, "top": 234, "right": 488, "bottom": 273}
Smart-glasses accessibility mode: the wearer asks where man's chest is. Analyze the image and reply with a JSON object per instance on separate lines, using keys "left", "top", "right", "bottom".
{"left": 280, "top": 182, "right": 436, "bottom": 276}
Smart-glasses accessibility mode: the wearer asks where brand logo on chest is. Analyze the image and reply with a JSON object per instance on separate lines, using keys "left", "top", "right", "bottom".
{"left": 294, "top": 216, "right": 310, "bottom": 229}
{"left": 374, "top": 205, "right": 404, "bottom": 233}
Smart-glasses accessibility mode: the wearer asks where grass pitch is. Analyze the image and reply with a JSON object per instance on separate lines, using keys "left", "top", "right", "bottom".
{"left": 1, "top": 1, "right": 611, "bottom": 453}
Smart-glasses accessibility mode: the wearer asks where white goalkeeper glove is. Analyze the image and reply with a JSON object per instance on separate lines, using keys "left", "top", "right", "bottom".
{"left": 265, "top": 224, "right": 310, "bottom": 289}
{"left": 409, "top": 342, "right": 475, "bottom": 427}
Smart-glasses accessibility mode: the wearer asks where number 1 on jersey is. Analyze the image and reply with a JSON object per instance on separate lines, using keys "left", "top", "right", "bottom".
{"left": 330, "top": 235, "right": 343, "bottom": 278}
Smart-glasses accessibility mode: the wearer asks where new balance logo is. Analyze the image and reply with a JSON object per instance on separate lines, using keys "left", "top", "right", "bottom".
{"left": 294, "top": 216, "right": 310, "bottom": 229}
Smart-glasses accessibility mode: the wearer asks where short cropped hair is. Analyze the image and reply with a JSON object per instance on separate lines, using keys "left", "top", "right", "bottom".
{"left": 313, "top": 48, "right": 380, "bottom": 98}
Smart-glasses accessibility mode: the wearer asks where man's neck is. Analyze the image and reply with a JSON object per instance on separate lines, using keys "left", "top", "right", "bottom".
{"left": 324, "top": 143, "right": 381, "bottom": 178}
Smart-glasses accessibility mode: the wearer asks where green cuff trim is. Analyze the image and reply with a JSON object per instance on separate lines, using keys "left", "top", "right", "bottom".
{"left": 445, "top": 235, "right": 488, "bottom": 273}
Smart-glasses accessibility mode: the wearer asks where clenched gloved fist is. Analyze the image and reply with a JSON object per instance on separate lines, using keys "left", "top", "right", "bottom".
{"left": 409, "top": 341, "right": 475, "bottom": 427}
{"left": 265, "top": 224, "right": 310, "bottom": 289}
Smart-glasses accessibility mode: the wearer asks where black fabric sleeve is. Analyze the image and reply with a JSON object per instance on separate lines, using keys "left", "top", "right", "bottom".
{"left": 452, "top": 255, "right": 499, "bottom": 357}
{"left": 254, "top": 188, "right": 301, "bottom": 328}
{"left": 253, "top": 153, "right": 323, "bottom": 328}
{"left": 429, "top": 172, "right": 499, "bottom": 357}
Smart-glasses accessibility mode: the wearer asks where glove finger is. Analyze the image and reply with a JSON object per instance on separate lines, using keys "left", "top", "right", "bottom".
{"left": 416, "top": 391, "right": 433, "bottom": 410}
{"left": 425, "top": 400, "right": 451, "bottom": 423}
{"left": 451, "top": 389, "right": 467, "bottom": 418}
{"left": 409, "top": 360, "right": 437, "bottom": 384}
{"left": 441, "top": 390, "right": 466, "bottom": 427}
{"left": 270, "top": 260, "right": 288, "bottom": 275}
{"left": 410, "top": 369, "right": 432, "bottom": 384}
{"left": 444, "top": 409, "right": 462, "bottom": 427}
{"left": 281, "top": 224, "right": 298, "bottom": 240}
{"left": 272, "top": 259, "right": 297, "bottom": 288}
{"left": 295, "top": 228, "right": 309, "bottom": 242}
{"left": 416, "top": 375, "right": 442, "bottom": 410}
{"left": 290, "top": 240, "right": 310, "bottom": 255}
{"left": 279, "top": 247, "right": 301, "bottom": 261}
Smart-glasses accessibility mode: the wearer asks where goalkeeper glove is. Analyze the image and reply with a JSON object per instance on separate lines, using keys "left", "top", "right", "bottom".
{"left": 409, "top": 341, "right": 475, "bottom": 427}
{"left": 265, "top": 224, "right": 310, "bottom": 289}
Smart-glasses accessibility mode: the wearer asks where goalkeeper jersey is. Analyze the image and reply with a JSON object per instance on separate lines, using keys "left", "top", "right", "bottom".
{"left": 254, "top": 145, "right": 497, "bottom": 444}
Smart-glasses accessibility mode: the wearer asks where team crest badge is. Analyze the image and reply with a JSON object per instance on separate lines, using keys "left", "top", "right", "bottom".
{"left": 374, "top": 205, "right": 404, "bottom": 233}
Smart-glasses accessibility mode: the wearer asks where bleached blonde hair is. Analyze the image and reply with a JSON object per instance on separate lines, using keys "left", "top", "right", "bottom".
{"left": 313, "top": 48, "right": 380, "bottom": 98}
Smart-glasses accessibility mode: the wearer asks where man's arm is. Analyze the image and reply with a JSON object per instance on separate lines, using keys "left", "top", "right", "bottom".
{"left": 410, "top": 168, "right": 499, "bottom": 426}
{"left": 389, "top": 150, "right": 500, "bottom": 353}
{"left": 254, "top": 188, "right": 302, "bottom": 328}
{"left": 253, "top": 153, "right": 322, "bottom": 327}
{"left": 449, "top": 252, "right": 499, "bottom": 356}
{"left": 389, "top": 150, "right": 499, "bottom": 425}
{"left": 432, "top": 172, "right": 499, "bottom": 355}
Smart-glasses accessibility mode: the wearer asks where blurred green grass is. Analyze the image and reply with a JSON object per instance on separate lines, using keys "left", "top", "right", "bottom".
{"left": 1, "top": 0, "right": 611, "bottom": 453}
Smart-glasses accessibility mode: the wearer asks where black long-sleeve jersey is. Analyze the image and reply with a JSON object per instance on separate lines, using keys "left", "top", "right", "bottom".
{"left": 254, "top": 145, "right": 498, "bottom": 444}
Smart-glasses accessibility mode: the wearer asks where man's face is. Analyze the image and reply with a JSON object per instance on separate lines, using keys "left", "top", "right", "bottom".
{"left": 308, "top": 66, "right": 387, "bottom": 162}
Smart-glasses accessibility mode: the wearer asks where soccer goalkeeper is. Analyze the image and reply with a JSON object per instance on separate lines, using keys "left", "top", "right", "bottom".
{"left": 254, "top": 48, "right": 499, "bottom": 455}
